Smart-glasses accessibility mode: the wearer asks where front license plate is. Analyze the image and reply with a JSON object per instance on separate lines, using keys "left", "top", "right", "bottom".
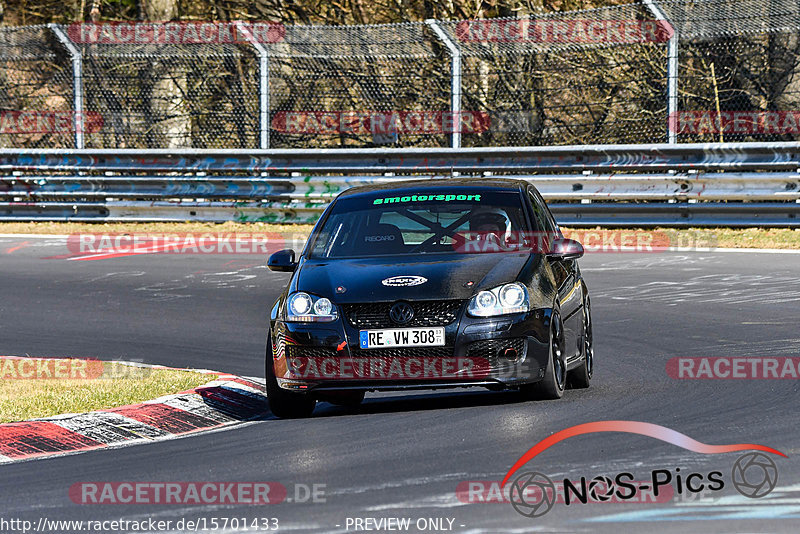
{"left": 359, "top": 327, "right": 445, "bottom": 349}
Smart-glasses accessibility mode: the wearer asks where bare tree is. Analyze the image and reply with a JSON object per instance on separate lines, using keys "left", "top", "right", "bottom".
{"left": 140, "top": 0, "right": 191, "bottom": 147}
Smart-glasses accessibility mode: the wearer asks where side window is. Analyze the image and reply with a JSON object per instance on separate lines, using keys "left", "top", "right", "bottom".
{"left": 310, "top": 213, "right": 360, "bottom": 257}
{"left": 528, "top": 189, "right": 554, "bottom": 233}
{"left": 543, "top": 202, "right": 560, "bottom": 236}
{"left": 530, "top": 188, "right": 561, "bottom": 235}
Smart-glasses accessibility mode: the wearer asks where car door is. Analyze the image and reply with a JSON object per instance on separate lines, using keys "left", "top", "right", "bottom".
{"left": 527, "top": 186, "right": 583, "bottom": 361}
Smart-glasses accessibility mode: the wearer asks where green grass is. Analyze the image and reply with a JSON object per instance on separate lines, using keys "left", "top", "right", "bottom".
{"left": 0, "top": 358, "right": 215, "bottom": 423}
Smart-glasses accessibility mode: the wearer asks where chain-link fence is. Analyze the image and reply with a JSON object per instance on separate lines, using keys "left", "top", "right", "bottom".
{"left": 662, "top": 0, "right": 800, "bottom": 143}
{"left": 0, "top": 25, "right": 75, "bottom": 148}
{"left": 1, "top": 0, "right": 799, "bottom": 149}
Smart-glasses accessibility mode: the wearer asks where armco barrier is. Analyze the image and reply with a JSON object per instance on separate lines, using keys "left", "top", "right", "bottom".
{"left": 1, "top": 142, "right": 800, "bottom": 226}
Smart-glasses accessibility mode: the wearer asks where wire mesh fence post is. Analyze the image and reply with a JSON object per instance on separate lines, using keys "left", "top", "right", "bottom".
{"left": 236, "top": 22, "right": 270, "bottom": 149}
{"left": 48, "top": 23, "right": 84, "bottom": 148}
{"left": 644, "top": 0, "right": 678, "bottom": 144}
{"left": 426, "top": 19, "right": 462, "bottom": 148}
{"left": 260, "top": 51, "right": 270, "bottom": 149}
{"left": 666, "top": 33, "right": 678, "bottom": 144}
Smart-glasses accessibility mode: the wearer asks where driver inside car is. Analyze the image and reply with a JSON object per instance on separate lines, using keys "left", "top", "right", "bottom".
{"left": 464, "top": 209, "right": 514, "bottom": 252}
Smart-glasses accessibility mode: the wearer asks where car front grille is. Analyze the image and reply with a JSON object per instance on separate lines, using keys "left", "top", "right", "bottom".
{"left": 342, "top": 300, "right": 463, "bottom": 329}
{"left": 286, "top": 345, "right": 339, "bottom": 359}
{"left": 349, "top": 346, "right": 456, "bottom": 359}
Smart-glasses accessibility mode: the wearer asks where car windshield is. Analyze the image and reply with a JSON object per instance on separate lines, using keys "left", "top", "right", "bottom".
{"left": 308, "top": 189, "right": 532, "bottom": 258}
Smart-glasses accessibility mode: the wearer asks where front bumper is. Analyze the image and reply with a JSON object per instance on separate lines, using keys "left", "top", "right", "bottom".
{"left": 270, "top": 305, "right": 553, "bottom": 393}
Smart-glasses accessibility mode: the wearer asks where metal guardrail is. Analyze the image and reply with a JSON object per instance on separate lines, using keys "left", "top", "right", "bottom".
{"left": 1, "top": 172, "right": 798, "bottom": 201}
{"left": 4, "top": 142, "right": 800, "bottom": 171}
{"left": 2, "top": 142, "right": 800, "bottom": 226}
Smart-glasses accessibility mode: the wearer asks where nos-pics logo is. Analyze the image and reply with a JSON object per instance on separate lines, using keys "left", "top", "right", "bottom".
{"left": 502, "top": 421, "right": 784, "bottom": 518}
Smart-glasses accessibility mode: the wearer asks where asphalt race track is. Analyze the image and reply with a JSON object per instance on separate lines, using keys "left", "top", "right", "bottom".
{"left": 1, "top": 235, "right": 799, "bottom": 533}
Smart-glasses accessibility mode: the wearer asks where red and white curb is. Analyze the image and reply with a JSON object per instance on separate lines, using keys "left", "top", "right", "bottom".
{"left": 0, "top": 358, "right": 268, "bottom": 464}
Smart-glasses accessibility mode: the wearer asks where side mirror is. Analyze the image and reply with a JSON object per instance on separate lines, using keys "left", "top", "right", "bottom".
{"left": 547, "top": 238, "right": 584, "bottom": 261}
{"left": 268, "top": 249, "right": 297, "bottom": 272}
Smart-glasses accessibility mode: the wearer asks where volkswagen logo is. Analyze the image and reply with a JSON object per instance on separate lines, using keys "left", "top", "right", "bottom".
{"left": 389, "top": 302, "right": 415, "bottom": 325}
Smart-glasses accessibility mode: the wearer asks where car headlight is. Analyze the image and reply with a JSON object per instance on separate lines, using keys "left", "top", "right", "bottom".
{"left": 467, "top": 282, "right": 529, "bottom": 317}
{"left": 286, "top": 292, "right": 338, "bottom": 322}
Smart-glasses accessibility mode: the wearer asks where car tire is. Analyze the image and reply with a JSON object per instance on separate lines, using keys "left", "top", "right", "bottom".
{"left": 521, "top": 308, "right": 566, "bottom": 400}
{"left": 317, "top": 391, "right": 366, "bottom": 406}
{"left": 568, "top": 294, "right": 593, "bottom": 389}
{"left": 265, "top": 337, "right": 316, "bottom": 419}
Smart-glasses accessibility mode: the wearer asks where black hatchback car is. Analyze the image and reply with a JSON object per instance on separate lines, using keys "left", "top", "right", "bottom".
{"left": 265, "top": 179, "right": 593, "bottom": 418}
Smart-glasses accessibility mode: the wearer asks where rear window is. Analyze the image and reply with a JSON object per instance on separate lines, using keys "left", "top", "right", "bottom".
{"left": 308, "top": 190, "right": 532, "bottom": 258}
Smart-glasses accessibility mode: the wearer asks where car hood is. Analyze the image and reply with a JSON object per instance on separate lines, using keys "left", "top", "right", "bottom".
{"left": 294, "top": 253, "right": 531, "bottom": 303}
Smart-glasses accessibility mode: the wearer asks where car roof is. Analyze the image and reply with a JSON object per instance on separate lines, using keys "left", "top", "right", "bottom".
{"left": 337, "top": 178, "right": 527, "bottom": 198}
